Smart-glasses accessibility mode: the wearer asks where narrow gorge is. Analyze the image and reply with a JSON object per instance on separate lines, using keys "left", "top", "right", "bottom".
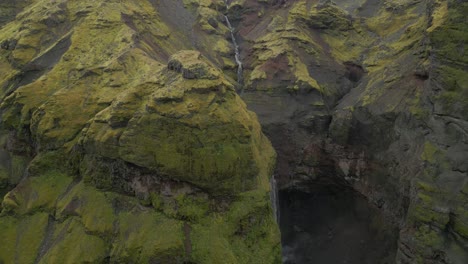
{"left": 0, "top": 0, "right": 467, "bottom": 263}
{"left": 224, "top": 0, "right": 244, "bottom": 87}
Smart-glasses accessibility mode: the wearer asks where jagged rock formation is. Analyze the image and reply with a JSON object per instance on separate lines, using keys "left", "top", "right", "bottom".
{"left": 0, "top": 0, "right": 467, "bottom": 263}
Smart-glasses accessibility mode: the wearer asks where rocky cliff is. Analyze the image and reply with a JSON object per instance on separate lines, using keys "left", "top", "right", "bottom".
{"left": 0, "top": 0, "right": 466, "bottom": 263}
{"left": 0, "top": 1, "right": 279, "bottom": 263}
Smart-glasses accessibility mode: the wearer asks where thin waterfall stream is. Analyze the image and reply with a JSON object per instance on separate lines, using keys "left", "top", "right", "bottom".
{"left": 223, "top": 0, "right": 243, "bottom": 87}
{"left": 270, "top": 176, "right": 279, "bottom": 224}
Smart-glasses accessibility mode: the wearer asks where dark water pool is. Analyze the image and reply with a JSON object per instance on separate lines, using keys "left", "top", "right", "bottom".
{"left": 279, "top": 187, "right": 398, "bottom": 264}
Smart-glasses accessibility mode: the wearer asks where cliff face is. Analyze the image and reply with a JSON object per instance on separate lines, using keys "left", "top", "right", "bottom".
{"left": 236, "top": 0, "right": 468, "bottom": 263}
{"left": 239, "top": 0, "right": 467, "bottom": 262}
{"left": 0, "top": 0, "right": 467, "bottom": 263}
{"left": 0, "top": 1, "right": 279, "bottom": 263}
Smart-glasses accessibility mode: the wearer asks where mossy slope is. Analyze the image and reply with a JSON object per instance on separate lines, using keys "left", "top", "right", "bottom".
{"left": 0, "top": 0, "right": 280, "bottom": 263}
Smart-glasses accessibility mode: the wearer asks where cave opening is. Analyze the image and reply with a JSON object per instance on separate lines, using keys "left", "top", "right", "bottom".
{"left": 278, "top": 184, "right": 399, "bottom": 264}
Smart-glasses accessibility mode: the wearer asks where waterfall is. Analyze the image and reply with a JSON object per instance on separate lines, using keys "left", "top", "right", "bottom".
{"left": 270, "top": 175, "right": 279, "bottom": 224}
{"left": 223, "top": 0, "right": 243, "bottom": 86}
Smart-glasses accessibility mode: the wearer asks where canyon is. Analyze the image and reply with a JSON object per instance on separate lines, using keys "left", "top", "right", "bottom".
{"left": 0, "top": 0, "right": 467, "bottom": 263}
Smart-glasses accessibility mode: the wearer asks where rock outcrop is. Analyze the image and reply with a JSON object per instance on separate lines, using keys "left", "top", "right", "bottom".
{"left": 0, "top": 1, "right": 279, "bottom": 263}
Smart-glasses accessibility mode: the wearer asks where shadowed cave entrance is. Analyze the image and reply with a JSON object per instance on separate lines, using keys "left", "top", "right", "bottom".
{"left": 278, "top": 184, "right": 399, "bottom": 264}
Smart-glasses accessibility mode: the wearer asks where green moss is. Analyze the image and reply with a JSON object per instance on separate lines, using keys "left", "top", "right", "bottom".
{"left": 408, "top": 194, "right": 449, "bottom": 228}
{"left": 420, "top": 142, "right": 451, "bottom": 173}
{"left": 428, "top": 1, "right": 468, "bottom": 117}
{"left": 427, "top": 0, "right": 448, "bottom": 32}
{"left": 39, "top": 217, "right": 108, "bottom": 264}
{"left": 69, "top": 49, "right": 276, "bottom": 195}
{"left": 307, "top": 3, "right": 352, "bottom": 31}
{"left": 0, "top": 215, "right": 17, "bottom": 263}
{"left": 0, "top": 1, "right": 282, "bottom": 262}
{"left": 250, "top": 66, "right": 267, "bottom": 82}
{"left": 118, "top": 113, "right": 258, "bottom": 193}
{"left": 430, "top": 4, "right": 468, "bottom": 63}
{"left": 409, "top": 93, "right": 430, "bottom": 120}
{"left": 175, "top": 194, "right": 210, "bottom": 222}
{"left": 191, "top": 190, "right": 281, "bottom": 263}
{"left": 81, "top": 156, "right": 115, "bottom": 190}
{"left": 84, "top": 193, "right": 116, "bottom": 230}
{"left": 290, "top": 55, "right": 321, "bottom": 91}
{"left": 453, "top": 217, "right": 468, "bottom": 239}
{"left": 214, "top": 39, "right": 231, "bottom": 55}
{"left": 0, "top": 0, "right": 173, "bottom": 152}
{"left": 416, "top": 181, "right": 438, "bottom": 193}
{"left": 161, "top": 197, "right": 178, "bottom": 218}
{"left": 1, "top": 194, "right": 19, "bottom": 213}
{"left": 2, "top": 171, "right": 72, "bottom": 215}
{"left": 414, "top": 225, "right": 444, "bottom": 249}
{"left": 191, "top": 219, "right": 239, "bottom": 264}
{"left": 366, "top": 5, "right": 419, "bottom": 37}
{"left": 417, "top": 193, "right": 433, "bottom": 204}
{"left": 227, "top": 191, "right": 281, "bottom": 263}
{"left": 390, "top": 16, "right": 426, "bottom": 51}
{"left": 433, "top": 66, "right": 468, "bottom": 114}
{"left": 0, "top": 213, "right": 48, "bottom": 263}
{"left": 111, "top": 211, "right": 185, "bottom": 263}
{"left": 322, "top": 29, "right": 370, "bottom": 63}
{"left": 1, "top": 183, "right": 281, "bottom": 262}
{"left": 28, "top": 151, "right": 65, "bottom": 176}
{"left": 421, "top": 142, "right": 438, "bottom": 163}
{"left": 150, "top": 192, "right": 164, "bottom": 211}
{"left": 104, "top": 87, "right": 275, "bottom": 195}
{"left": 16, "top": 212, "right": 49, "bottom": 263}
{"left": 56, "top": 182, "right": 116, "bottom": 235}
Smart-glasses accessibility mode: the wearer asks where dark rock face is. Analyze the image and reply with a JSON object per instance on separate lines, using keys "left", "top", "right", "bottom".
{"left": 280, "top": 187, "right": 398, "bottom": 264}
{"left": 235, "top": 0, "right": 468, "bottom": 263}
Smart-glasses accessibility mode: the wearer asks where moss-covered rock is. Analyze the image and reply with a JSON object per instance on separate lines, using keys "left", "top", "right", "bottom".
{"left": 0, "top": 212, "right": 48, "bottom": 264}
{"left": 81, "top": 50, "right": 275, "bottom": 195}
{"left": 0, "top": 0, "right": 279, "bottom": 263}
{"left": 0, "top": 170, "right": 280, "bottom": 263}
{"left": 168, "top": 50, "right": 221, "bottom": 80}
{"left": 0, "top": 0, "right": 466, "bottom": 263}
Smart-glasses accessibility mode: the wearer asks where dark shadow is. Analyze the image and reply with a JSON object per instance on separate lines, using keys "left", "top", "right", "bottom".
{"left": 279, "top": 186, "right": 398, "bottom": 264}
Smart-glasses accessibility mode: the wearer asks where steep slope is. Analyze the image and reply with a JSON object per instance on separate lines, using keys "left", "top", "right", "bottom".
{"left": 0, "top": 0, "right": 467, "bottom": 263}
{"left": 234, "top": 0, "right": 468, "bottom": 263}
{"left": 0, "top": 0, "right": 280, "bottom": 263}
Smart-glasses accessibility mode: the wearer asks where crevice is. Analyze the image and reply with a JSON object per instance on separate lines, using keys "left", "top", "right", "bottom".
{"left": 1, "top": 34, "right": 71, "bottom": 101}
{"left": 33, "top": 215, "right": 56, "bottom": 264}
